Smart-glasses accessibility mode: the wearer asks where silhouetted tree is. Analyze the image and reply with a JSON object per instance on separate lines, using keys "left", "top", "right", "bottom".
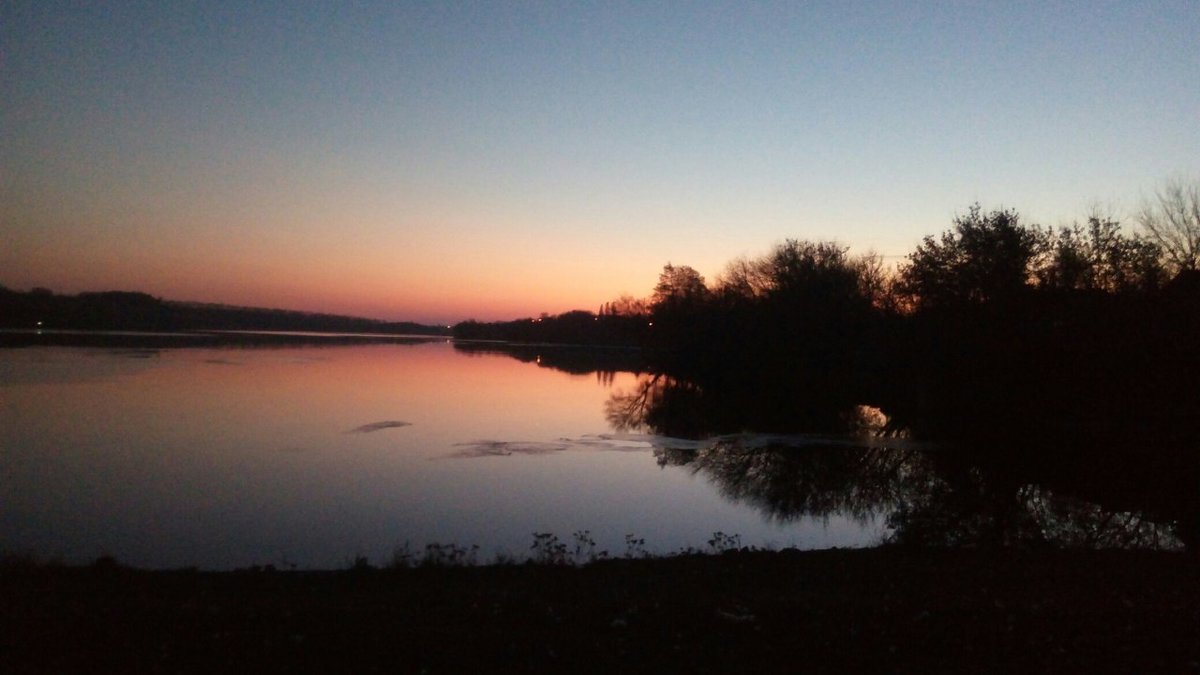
{"left": 712, "top": 240, "right": 884, "bottom": 310}
{"left": 712, "top": 255, "right": 773, "bottom": 303}
{"left": 898, "top": 205, "right": 1046, "bottom": 310}
{"left": 1038, "top": 216, "right": 1164, "bottom": 293}
{"left": 605, "top": 293, "right": 649, "bottom": 317}
{"left": 1136, "top": 177, "right": 1200, "bottom": 274}
{"left": 649, "top": 263, "right": 707, "bottom": 317}
{"left": 764, "top": 241, "right": 863, "bottom": 306}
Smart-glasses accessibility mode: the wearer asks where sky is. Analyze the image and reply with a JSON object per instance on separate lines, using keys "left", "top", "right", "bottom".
{"left": 3, "top": 1, "right": 1198, "bottom": 324}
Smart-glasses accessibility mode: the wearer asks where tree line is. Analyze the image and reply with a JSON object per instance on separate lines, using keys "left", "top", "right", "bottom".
{"left": 456, "top": 180, "right": 1200, "bottom": 447}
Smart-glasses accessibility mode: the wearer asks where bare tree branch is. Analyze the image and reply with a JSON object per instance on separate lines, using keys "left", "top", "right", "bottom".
{"left": 1136, "top": 177, "right": 1200, "bottom": 274}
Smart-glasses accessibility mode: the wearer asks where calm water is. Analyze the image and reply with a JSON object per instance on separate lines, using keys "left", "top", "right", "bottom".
{"left": 0, "top": 340, "right": 882, "bottom": 569}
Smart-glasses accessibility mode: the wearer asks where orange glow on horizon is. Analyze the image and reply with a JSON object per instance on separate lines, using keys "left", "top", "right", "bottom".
{"left": 3, "top": 234, "right": 663, "bottom": 325}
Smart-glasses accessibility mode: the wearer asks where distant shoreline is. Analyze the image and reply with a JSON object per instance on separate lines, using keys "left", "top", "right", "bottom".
{"left": 0, "top": 287, "right": 453, "bottom": 336}
{"left": 0, "top": 329, "right": 654, "bottom": 355}
{"left": 0, "top": 328, "right": 450, "bottom": 349}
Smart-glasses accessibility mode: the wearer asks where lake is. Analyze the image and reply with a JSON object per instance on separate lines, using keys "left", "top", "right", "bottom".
{"left": 0, "top": 337, "right": 885, "bottom": 569}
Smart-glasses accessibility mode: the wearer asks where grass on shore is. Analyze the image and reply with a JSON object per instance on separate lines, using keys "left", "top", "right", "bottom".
{"left": 3, "top": 544, "right": 1198, "bottom": 674}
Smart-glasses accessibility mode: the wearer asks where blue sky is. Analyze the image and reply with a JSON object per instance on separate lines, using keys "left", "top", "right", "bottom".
{"left": 3, "top": 1, "right": 1198, "bottom": 322}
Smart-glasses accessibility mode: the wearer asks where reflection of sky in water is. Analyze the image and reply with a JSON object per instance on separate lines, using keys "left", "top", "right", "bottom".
{"left": 0, "top": 343, "right": 885, "bottom": 569}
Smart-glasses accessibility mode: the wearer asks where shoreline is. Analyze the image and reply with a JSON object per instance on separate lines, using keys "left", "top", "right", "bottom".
{"left": 5, "top": 546, "right": 1197, "bottom": 673}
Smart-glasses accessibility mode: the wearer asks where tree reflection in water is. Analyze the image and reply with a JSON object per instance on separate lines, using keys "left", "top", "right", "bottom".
{"left": 608, "top": 374, "right": 1195, "bottom": 551}
{"left": 656, "top": 439, "right": 929, "bottom": 525}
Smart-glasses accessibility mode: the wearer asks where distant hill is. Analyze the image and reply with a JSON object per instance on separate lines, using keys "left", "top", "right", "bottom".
{"left": 0, "top": 286, "right": 449, "bottom": 336}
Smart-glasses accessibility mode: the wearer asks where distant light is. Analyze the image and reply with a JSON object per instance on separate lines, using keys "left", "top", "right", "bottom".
{"left": 648, "top": 322, "right": 653, "bottom": 326}
{"left": 36, "top": 321, "right": 43, "bottom": 327}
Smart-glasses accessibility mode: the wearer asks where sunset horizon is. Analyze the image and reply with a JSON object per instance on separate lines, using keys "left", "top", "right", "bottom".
{"left": 5, "top": 4, "right": 1200, "bottom": 668}
{"left": 5, "top": 3, "right": 1197, "bottom": 325}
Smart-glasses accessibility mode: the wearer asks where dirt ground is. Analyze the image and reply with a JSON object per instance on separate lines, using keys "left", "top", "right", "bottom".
{"left": 4, "top": 547, "right": 1198, "bottom": 673}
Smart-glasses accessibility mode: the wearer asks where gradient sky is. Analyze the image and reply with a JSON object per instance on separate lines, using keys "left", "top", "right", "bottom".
{"left": 3, "top": 1, "right": 1198, "bottom": 324}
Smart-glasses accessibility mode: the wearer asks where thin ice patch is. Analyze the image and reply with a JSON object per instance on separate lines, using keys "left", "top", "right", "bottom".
{"left": 448, "top": 440, "right": 571, "bottom": 458}
{"left": 347, "top": 420, "right": 412, "bottom": 433}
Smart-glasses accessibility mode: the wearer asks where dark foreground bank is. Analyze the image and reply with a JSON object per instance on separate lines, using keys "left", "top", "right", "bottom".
{"left": 3, "top": 548, "right": 1198, "bottom": 674}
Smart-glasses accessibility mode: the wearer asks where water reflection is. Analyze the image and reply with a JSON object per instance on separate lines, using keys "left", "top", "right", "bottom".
{"left": 654, "top": 440, "right": 926, "bottom": 523}
{"left": 604, "top": 372, "right": 887, "bottom": 439}
{"left": 453, "top": 341, "right": 642, "bottom": 386}
{"left": 5, "top": 336, "right": 1195, "bottom": 568}
{"left": 605, "top": 370, "right": 1198, "bottom": 551}
{"left": 10, "top": 342, "right": 875, "bottom": 569}
{"left": 447, "top": 345, "right": 1197, "bottom": 552}
{"left": 651, "top": 435, "right": 1191, "bottom": 550}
